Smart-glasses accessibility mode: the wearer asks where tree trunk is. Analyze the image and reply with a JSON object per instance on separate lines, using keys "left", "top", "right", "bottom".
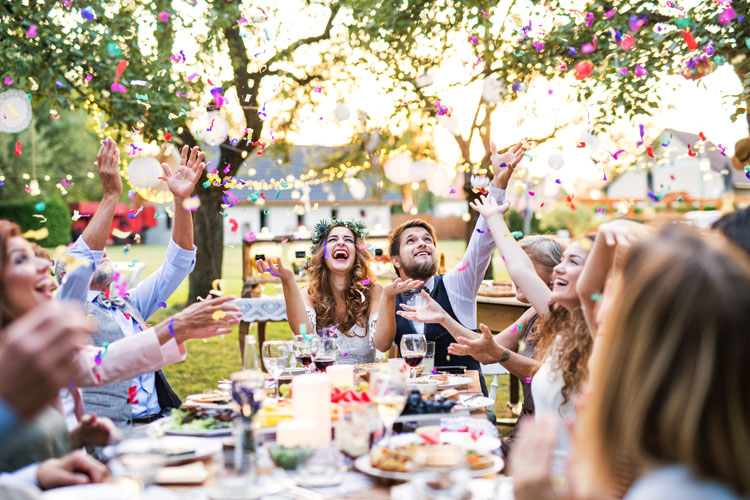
{"left": 188, "top": 187, "right": 224, "bottom": 303}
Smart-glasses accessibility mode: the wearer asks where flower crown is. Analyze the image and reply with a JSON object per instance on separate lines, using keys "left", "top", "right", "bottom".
{"left": 311, "top": 218, "right": 368, "bottom": 246}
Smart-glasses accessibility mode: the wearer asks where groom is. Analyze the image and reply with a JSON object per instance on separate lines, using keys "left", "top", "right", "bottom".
{"left": 376, "top": 141, "right": 525, "bottom": 396}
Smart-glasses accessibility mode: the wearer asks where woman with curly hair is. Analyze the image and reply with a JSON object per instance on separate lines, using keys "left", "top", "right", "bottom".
{"left": 258, "top": 219, "right": 418, "bottom": 364}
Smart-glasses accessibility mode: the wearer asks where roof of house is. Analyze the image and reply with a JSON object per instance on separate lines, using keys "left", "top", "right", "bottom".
{"left": 226, "top": 145, "right": 403, "bottom": 204}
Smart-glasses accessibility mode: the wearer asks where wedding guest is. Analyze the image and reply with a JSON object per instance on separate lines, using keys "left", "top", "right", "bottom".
{"left": 512, "top": 224, "right": 750, "bottom": 500}
{"left": 257, "top": 219, "right": 414, "bottom": 364}
{"left": 711, "top": 205, "right": 750, "bottom": 255}
{"left": 0, "top": 450, "right": 107, "bottom": 494}
{"left": 376, "top": 141, "right": 526, "bottom": 395}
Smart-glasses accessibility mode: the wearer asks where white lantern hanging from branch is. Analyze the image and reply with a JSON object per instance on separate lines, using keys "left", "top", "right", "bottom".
{"left": 127, "top": 156, "right": 163, "bottom": 189}
{"left": 384, "top": 153, "right": 414, "bottom": 185}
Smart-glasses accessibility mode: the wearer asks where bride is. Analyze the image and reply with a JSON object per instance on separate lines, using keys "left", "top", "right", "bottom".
{"left": 257, "top": 219, "right": 421, "bottom": 365}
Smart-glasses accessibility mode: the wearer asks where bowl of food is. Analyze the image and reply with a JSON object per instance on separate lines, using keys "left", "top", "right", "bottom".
{"left": 406, "top": 379, "right": 439, "bottom": 396}
{"left": 267, "top": 444, "right": 315, "bottom": 471}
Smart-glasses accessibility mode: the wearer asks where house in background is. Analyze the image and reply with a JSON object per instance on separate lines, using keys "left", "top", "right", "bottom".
{"left": 605, "top": 129, "right": 750, "bottom": 201}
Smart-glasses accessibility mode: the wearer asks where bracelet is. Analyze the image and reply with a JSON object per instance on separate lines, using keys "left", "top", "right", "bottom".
{"left": 168, "top": 318, "right": 175, "bottom": 337}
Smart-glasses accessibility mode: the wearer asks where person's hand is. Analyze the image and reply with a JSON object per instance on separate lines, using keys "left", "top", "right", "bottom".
{"left": 397, "top": 290, "right": 447, "bottom": 324}
{"left": 94, "top": 138, "right": 122, "bottom": 197}
{"left": 163, "top": 145, "right": 205, "bottom": 203}
{"left": 469, "top": 194, "right": 510, "bottom": 220}
{"left": 172, "top": 295, "right": 242, "bottom": 342}
{"left": 0, "top": 304, "right": 91, "bottom": 420}
{"left": 511, "top": 415, "right": 569, "bottom": 500}
{"left": 490, "top": 140, "right": 525, "bottom": 189}
{"left": 256, "top": 258, "right": 294, "bottom": 282}
{"left": 383, "top": 277, "right": 425, "bottom": 298}
{"left": 69, "top": 414, "right": 120, "bottom": 449}
{"left": 447, "top": 324, "right": 502, "bottom": 365}
{"left": 597, "top": 219, "right": 648, "bottom": 248}
{"left": 36, "top": 450, "right": 108, "bottom": 490}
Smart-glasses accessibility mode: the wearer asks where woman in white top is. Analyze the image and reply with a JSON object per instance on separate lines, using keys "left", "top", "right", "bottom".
{"left": 258, "top": 219, "right": 398, "bottom": 365}
{"left": 512, "top": 224, "right": 750, "bottom": 500}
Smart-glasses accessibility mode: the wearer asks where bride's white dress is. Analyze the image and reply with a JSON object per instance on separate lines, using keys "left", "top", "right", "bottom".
{"left": 305, "top": 307, "right": 378, "bottom": 365}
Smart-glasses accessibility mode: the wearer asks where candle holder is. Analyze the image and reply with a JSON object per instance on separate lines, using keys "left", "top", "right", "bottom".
{"left": 231, "top": 370, "right": 265, "bottom": 474}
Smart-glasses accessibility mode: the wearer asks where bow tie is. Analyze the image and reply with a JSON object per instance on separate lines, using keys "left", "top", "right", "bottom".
{"left": 95, "top": 293, "right": 126, "bottom": 309}
{"left": 402, "top": 285, "right": 430, "bottom": 301}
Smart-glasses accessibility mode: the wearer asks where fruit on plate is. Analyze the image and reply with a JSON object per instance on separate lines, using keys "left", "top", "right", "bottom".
{"left": 403, "top": 389, "right": 457, "bottom": 415}
{"left": 331, "top": 387, "right": 371, "bottom": 403}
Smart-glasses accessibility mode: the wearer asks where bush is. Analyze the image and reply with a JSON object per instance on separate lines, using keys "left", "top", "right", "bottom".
{"left": 0, "top": 197, "right": 71, "bottom": 246}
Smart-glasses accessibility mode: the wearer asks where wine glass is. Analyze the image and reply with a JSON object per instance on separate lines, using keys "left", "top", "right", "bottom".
{"left": 371, "top": 370, "right": 407, "bottom": 445}
{"left": 400, "top": 333, "right": 427, "bottom": 378}
{"left": 261, "top": 341, "right": 290, "bottom": 399}
{"left": 311, "top": 337, "right": 338, "bottom": 372}
{"left": 293, "top": 335, "right": 313, "bottom": 374}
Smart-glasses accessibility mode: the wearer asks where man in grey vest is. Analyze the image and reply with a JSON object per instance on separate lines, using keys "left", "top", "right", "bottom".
{"left": 80, "top": 144, "right": 206, "bottom": 426}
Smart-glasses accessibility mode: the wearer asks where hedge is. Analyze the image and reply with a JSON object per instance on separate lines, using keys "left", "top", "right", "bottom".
{"left": 0, "top": 197, "right": 72, "bottom": 247}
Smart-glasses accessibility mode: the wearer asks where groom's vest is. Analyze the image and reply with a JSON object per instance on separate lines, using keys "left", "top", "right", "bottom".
{"left": 395, "top": 274, "right": 487, "bottom": 396}
{"left": 82, "top": 298, "right": 181, "bottom": 426}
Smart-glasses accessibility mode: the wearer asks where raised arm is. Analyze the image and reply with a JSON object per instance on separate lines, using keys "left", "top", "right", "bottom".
{"left": 162, "top": 145, "right": 204, "bottom": 251}
{"left": 577, "top": 220, "right": 645, "bottom": 334}
{"left": 82, "top": 138, "right": 122, "bottom": 251}
{"left": 373, "top": 278, "right": 424, "bottom": 352}
{"left": 257, "top": 258, "right": 312, "bottom": 336}
{"left": 448, "top": 324, "right": 540, "bottom": 379}
{"left": 470, "top": 195, "right": 551, "bottom": 317}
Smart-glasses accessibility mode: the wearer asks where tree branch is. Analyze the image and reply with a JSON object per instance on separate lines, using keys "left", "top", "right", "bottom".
{"left": 265, "top": 3, "right": 342, "bottom": 67}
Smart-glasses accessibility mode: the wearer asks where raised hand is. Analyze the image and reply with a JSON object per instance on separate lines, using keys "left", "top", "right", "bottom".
{"left": 469, "top": 194, "right": 510, "bottom": 220}
{"left": 256, "top": 258, "right": 293, "bottom": 281}
{"left": 94, "top": 138, "right": 122, "bottom": 197}
{"left": 490, "top": 140, "right": 526, "bottom": 190}
{"left": 70, "top": 413, "right": 120, "bottom": 448}
{"left": 171, "top": 295, "right": 242, "bottom": 342}
{"left": 383, "top": 277, "right": 425, "bottom": 298}
{"left": 36, "top": 450, "right": 108, "bottom": 490}
{"left": 597, "top": 219, "right": 648, "bottom": 248}
{"left": 397, "top": 290, "right": 447, "bottom": 324}
{"left": 447, "top": 324, "right": 502, "bottom": 365}
{"left": 163, "top": 145, "right": 205, "bottom": 202}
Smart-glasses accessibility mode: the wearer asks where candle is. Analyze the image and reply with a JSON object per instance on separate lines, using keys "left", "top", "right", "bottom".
{"left": 326, "top": 364, "right": 354, "bottom": 388}
{"left": 291, "top": 373, "right": 331, "bottom": 448}
{"left": 276, "top": 419, "right": 316, "bottom": 447}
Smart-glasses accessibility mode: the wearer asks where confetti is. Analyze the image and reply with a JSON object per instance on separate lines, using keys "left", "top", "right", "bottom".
{"left": 361, "top": 279, "right": 371, "bottom": 285}
{"left": 212, "top": 310, "right": 227, "bottom": 320}
{"left": 158, "top": 302, "right": 167, "bottom": 309}
{"left": 22, "top": 228, "right": 49, "bottom": 240}
{"left": 128, "top": 385, "right": 139, "bottom": 405}
{"left": 81, "top": 6, "right": 95, "bottom": 21}
{"left": 687, "top": 144, "right": 697, "bottom": 157}
{"left": 590, "top": 292, "right": 602, "bottom": 301}
{"left": 168, "top": 318, "right": 175, "bottom": 337}
{"left": 13, "top": 142, "right": 22, "bottom": 156}
{"left": 111, "top": 59, "right": 128, "bottom": 93}
{"left": 182, "top": 196, "right": 201, "bottom": 211}
{"left": 511, "top": 231, "right": 523, "bottom": 239}
{"left": 211, "top": 279, "right": 225, "bottom": 295}
{"left": 229, "top": 218, "right": 239, "bottom": 232}
{"left": 576, "top": 142, "right": 586, "bottom": 148}
{"left": 244, "top": 231, "right": 256, "bottom": 242}
{"left": 27, "top": 24, "right": 37, "bottom": 38}
{"left": 456, "top": 260, "right": 471, "bottom": 272}
{"left": 112, "top": 228, "right": 131, "bottom": 239}
{"left": 647, "top": 146, "right": 654, "bottom": 158}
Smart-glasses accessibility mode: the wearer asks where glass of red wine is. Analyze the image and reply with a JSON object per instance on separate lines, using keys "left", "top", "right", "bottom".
{"left": 400, "top": 333, "right": 427, "bottom": 379}
{"left": 311, "top": 337, "right": 338, "bottom": 372}
{"left": 293, "top": 335, "right": 313, "bottom": 374}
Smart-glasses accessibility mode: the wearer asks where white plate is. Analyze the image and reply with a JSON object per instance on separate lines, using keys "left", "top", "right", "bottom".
{"left": 455, "top": 394, "right": 496, "bottom": 410}
{"left": 412, "top": 375, "right": 472, "bottom": 389}
{"left": 354, "top": 453, "right": 503, "bottom": 481}
{"left": 163, "top": 425, "right": 232, "bottom": 437}
{"left": 44, "top": 484, "right": 178, "bottom": 500}
{"left": 111, "top": 436, "right": 222, "bottom": 465}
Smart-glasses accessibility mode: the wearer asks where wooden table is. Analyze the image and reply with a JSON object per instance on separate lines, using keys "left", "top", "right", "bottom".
{"left": 476, "top": 294, "right": 528, "bottom": 407}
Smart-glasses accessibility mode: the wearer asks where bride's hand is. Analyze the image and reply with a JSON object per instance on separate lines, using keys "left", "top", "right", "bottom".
{"left": 256, "top": 258, "right": 294, "bottom": 281}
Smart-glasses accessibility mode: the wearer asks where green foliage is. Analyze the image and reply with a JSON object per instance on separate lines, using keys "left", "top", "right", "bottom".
{"left": 0, "top": 197, "right": 71, "bottom": 246}
{"left": 0, "top": 109, "right": 102, "bottom": 201}
{"left": 539, "top": 204, "right": 593, "bottom": 236}
{"left": 506, "top": 208, "right": 543, "bottom": 235}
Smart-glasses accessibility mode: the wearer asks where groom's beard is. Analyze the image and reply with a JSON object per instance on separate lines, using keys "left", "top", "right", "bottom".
{"left": 400, "top": 256, "right": 437, "bottom": 281}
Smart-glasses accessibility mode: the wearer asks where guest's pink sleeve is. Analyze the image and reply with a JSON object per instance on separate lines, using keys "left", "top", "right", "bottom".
{"left": 71, "top": 329, "right": 186, "bottom": 388}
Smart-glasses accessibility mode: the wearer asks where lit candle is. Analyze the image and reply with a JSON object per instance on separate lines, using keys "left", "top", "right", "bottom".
{"left": 291, "top": 373, "right": 331, "bottom": 448}
{"left": 326, "top": 364, "right": 354, "bottom": 388}
{"left": 276, "top": 419, "right": 316, "bottom": 447}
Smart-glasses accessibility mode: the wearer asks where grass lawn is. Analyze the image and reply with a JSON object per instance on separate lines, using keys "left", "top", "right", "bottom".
{"left": 104, "top": 240, "right": 520, "bottom": 423}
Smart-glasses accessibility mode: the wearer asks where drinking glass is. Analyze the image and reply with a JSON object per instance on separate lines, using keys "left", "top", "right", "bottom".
{"left": 422, "top": 341, "right": 436, "bottom": 374}
{"left": 292, "top": 335, "right": 313, "bottom": 374}
{"left": 371, "top": 370, "right": 407, "bottom": 445}
{"left": 411, "top": 444, "right": 472, "bottom": 500}
{"left": 261, "top": 341, "right": 290, "bottom": 399}
{"left": 400, "top": 333, "right": 427, "bottom": 378}
{"left": 311, "top": 337, "right": 338, "bottom": 372}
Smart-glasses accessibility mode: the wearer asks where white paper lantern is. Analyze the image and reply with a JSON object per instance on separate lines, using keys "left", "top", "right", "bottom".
{"left": 384, "top": 153, "right": 414, "bottom": 184}
{"left": 410, "top": 159, "right": 431, "bottom": 182}
{"left": 547, "top": 152, "right": 565, "bottom": 170}
{"left": 437, "top": 114, "right": 460, "bottom": 136}
{"left": 333, "top": 102, "right": 350, "bottom": 121}
{"left": 127, "top": 157, "right": 163, "bottom": 189}
{"left": 426, "top": 163, "right": 456, "bottom": 195}
{"left": 203, "top": 113, "right": 229, "bottom": 147}
{"left": 482, "top": 76, "right": 505, "bottom": 102}
{"left": 346, "top": 178, "right": 367, "bottom": 200}
{"left": 416, "top": 73, "right": 434, "bottom": 88}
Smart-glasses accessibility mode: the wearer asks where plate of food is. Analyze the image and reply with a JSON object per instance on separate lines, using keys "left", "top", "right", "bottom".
{"left": 354, "top": 432, "right": 503, "bottom": 481}
{"left": 185, "top": 391, "right": 234, "bottom": 408}
{"left": 161, "top": 406, "right": 234, "bottom": 436}
{"left": 411, "top": 374, "right": 472, "bottom": 389}
{"left": 455, "top": 394, "right": 496, "bottom": 410}
{"left": 109, "top": 436, "right": 222, "bottom": 466}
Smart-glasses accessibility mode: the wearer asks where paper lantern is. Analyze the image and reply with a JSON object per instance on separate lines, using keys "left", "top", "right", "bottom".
{"left": 384, "top": 153, "right": 414, "bottom": 184}
{"left": 203, "top": 114, "right": 229, "bottom": 147}
{"left": 409, "top": 159, "right": 431, "bottom": 182}
{"left": 547, "top": 152, "right": 565, "bottom": 170}
{"left": 346, "top": 178, "right": 367, "bottom": 200}
{"left": 127, "top": 157, "right": 163, "bottom": 189}
{"left": 415, "top": 74, "right": 434, "bottom": 88}
{"left": 426, "top": 163, "right": 456, "bottom": 195}
{"left": 437, "top": 114, "right": 460, "bottom": 136}
{"left": 333, "top": 102, "right": 350, "bottom": 121}
{"left": 482, "top": 76, "right": 505, "bottom": 102}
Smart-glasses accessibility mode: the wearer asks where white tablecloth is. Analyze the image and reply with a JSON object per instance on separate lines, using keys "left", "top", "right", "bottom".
{"left": 234, "top": 297, "right": 287, "bottom": 322}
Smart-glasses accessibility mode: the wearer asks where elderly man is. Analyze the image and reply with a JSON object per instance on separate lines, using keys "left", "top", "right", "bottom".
{"left": 375, "top": 141, "right": 526, "bottom": 396}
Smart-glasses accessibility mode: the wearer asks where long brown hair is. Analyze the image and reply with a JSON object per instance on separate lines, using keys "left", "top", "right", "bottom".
{"left": 579, "top": 224, "right": 750, "bottom": 496}
{"left": 307, "top": 226, "right": 375, "bottom": 335}
{"left": 0, "top": 220, "right": 21, "bottom": 328}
